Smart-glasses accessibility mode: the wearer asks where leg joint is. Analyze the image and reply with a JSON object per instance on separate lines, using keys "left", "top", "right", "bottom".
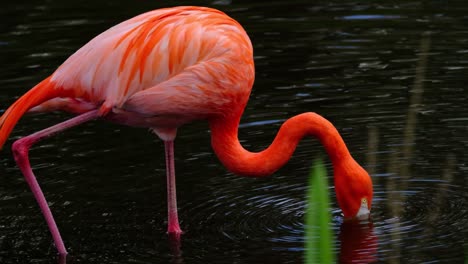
{"left": 12, "top": 138, "right": 31, "bottom": 159}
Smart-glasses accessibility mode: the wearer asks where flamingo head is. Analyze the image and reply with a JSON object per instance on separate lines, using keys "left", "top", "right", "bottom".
{"left": 333, "top": 157, "right": 373, "bottom": 219}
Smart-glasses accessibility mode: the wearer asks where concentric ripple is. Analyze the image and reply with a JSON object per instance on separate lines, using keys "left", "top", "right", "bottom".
{"left": 178, "top": 173, "right": 467, "bottom": 263}
{"left": 182, "top": 179, "right": 308, "bottom": 244}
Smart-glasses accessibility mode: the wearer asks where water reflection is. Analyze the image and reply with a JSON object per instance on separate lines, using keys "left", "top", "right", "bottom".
{"left": 386, "top": 33, "right": 430, "bottom": 263}
{"left": 339, "top": 219, "right": 377, "bottom": 263}
{"left": 58, "top": 254, "right": 66, "bottom": 264}
{"left": 339, "top": 15, "right": 403, "bottom": 21}
{"left": 168, "top": 233, "right": 183, "bottom": 264}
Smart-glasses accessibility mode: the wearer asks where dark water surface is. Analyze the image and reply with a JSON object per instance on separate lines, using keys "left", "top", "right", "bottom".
{"left": 1, "top": 0, "right": 468, "bottom": 263}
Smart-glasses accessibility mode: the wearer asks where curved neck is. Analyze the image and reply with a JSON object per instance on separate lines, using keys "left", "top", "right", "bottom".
{"left": 209, "top": 112, "right": 352, "bottom": 177}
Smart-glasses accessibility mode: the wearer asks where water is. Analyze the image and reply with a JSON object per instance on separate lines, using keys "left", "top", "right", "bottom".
{"left": 1, "top": 1, "right": 467, "bottom": 263}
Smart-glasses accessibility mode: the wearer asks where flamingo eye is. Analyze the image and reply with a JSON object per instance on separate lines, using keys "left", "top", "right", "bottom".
{"left": 361, "top": 198, "right": 367, "bottom": 205}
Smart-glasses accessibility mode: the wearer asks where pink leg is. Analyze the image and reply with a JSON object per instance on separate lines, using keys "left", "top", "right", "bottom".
{"left": 11, "top": 110, "right": 99, "bottom": 255}
{"left": 164, "top": 140, "right": 182, "bottom": 235}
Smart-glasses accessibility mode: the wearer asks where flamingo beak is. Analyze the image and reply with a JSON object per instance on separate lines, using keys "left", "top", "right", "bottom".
{"left": 355, "top": 198, "right": 370, "bottom": 219}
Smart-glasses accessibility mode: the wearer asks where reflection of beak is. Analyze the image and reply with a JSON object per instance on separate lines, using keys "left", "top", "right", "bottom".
{"left": 355, "top": 198, "right": 370, "bottom": 219}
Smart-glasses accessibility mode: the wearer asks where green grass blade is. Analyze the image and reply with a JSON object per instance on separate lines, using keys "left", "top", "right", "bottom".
{"left": 305, "top": 159, "right": 335, "bottom": 264}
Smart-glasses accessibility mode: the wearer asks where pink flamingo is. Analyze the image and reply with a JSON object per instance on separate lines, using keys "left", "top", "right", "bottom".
{"left": 0, "top": 6, "right": 373, "bottom": 254}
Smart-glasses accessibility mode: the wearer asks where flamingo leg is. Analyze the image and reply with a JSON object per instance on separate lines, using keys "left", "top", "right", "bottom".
{"left": 164, "top": 140, "right": 182, "bottom": 235}
{"left": 11, "top": 110, "right": 99, "bottom": 255}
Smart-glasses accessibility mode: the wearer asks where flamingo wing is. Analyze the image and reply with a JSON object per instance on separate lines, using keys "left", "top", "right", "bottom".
{"left": 48, "top": 6, "right": 254, "bottom": 119}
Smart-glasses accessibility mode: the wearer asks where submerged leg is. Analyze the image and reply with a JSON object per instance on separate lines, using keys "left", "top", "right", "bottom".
{"left": 11, "top": 110, "right": 99, "bottom": 255}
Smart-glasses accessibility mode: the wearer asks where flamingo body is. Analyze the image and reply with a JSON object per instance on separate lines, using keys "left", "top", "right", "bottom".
{"left": 47, "top": 7, "right": 253, "bottom": 125}
{"left": 0, "top": 6, "right": 372, "bottom": 254}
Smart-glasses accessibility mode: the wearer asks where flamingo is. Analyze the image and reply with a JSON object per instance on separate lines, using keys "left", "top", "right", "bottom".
{"left": 0, "top": 6, "right": 373, "bottom": 254}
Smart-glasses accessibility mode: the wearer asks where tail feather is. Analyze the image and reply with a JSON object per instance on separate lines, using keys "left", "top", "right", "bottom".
{"left": 0, "top": 76, "right": 59, "bottom": 149}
